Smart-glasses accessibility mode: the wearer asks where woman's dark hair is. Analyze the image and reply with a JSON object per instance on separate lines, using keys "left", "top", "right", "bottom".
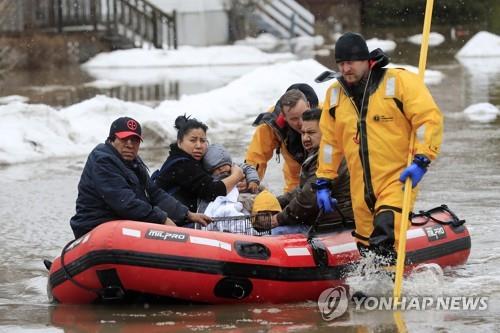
{"left": 174, "top": 115, "right": 208, "bottom": 141}
{"left": 302, "top": 108, "right": 322, "bottom": 121}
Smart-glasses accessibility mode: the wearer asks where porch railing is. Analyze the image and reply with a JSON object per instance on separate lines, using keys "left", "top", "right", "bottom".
{"left": 24, "top": 0, "right": 177, "bottom": 49}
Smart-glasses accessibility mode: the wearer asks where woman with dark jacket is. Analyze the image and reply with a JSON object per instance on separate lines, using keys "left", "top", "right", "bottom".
{"left": 154, "top": 115, "right": 244, "bottom": 212}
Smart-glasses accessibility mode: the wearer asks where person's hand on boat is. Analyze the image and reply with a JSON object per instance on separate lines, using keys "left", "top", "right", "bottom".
{"left": 315, "top": 178, "right": 337, "bottom": 214}
{"left": 186, "top": 211, "right": 212, "bottom": 226}
{"left": 399, "top": 154, "right": 430, "bottom": 188}
{"left": 163, "top": 217, "right": 177, "bottom": 226}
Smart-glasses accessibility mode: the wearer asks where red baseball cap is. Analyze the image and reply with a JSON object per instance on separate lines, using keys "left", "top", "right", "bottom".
{"left": 108, "top": 117, "right": 143, "bottom": 141}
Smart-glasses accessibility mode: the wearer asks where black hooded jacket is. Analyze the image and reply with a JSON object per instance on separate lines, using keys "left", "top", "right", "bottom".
{"left": 70, "top": 142, "right": 188, "bottom": 238}
{"left": 154, "top": 144, "right": 227, "bottom": 212}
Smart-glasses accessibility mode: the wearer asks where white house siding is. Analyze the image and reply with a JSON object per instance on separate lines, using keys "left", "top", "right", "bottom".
{"left": 148, "top": 0, "right": 229, "bottom": 46}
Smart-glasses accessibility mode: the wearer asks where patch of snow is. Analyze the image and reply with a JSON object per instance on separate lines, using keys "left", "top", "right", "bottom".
{"left": 0, "top": 95, "right": 29, "bottom": 104}
{"left": 366, "top": 38, "right": 397, "bottom": 53}
{"left": 407, "top": 32, "right": 445, "bottom": 47}
{"left": 455, "top": 31, "right": 500, "bottom": 58}
{"left": 83, "top": 79, "right": 122, "bottom": 89}
{"left": 83, "top": 45, "right": 296, "bottom": 68}
{"left": 387, "top": 63, "right": 444, "bottom": 85}
{"left": 463, "top": 103, "right": 499, "bottom": 123}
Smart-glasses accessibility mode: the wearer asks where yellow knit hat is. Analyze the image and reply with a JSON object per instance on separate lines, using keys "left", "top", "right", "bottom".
{"left": 252, "top": 190, "right": 282, "bottom": 215}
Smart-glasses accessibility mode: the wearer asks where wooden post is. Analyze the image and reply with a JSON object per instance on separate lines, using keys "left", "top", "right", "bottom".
{"left": 172, "top": 10, "right": 177, "bottom": 49}
{"left": 152, "top": 10, "right": 158, "bottom": 48}
{"left": 48, "top": 0, "right": 55, "bottom": 27}
{"left": 113, "top": 0, "right": 117, "bottom": 33}
{"left": 90, "top": 0, "right": 97, "bottom": 31}
{"left": 106, "top": 0, "right": 111, "bottom": 33}
{"left": 57, "top": 0, "right": 63, "bottom": 32}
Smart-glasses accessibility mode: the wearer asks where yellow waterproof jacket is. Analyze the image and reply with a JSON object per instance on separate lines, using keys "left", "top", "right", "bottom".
{"left": 317, "top": 68, "right": 443, "bottom": 211}
{"left": 245, "top": 111, "right": 302, "bottom": 193}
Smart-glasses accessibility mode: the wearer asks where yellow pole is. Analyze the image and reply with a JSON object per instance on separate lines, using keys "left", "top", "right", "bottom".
{"left": 393, "top": 311, "right": 408, "bottom": 333}
{"left": 393, "top": 0, "right": 435, "bottom": 307}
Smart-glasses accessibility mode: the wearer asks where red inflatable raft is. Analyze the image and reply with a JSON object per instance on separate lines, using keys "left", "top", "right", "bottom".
{"left": 47, "top": 205, "right": 470, "bottom": 304}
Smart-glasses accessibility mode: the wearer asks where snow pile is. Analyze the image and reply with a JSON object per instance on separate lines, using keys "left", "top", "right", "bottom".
{"left": 0, "top": 95, "right": 29, "bottom": 104}
{"left": 235, "top": 33, "right": 324, "bottom": 54}
{"left": 455, "top": 31, "right": 500, "bottom": 58}
{"left": 366, "top": 38, "right": 397, "bottom": 53}
{"left": 407, "top": 32, "right": 445, "bottom": 47}
{"left": 463, "top": 103, "right": 499, "bottom": 123}
{"left": 235, "top": 33, "right": 281, "bottom": 52}
{"left": 0, "top": 59, "right": 328, "bottom": 165}
{"left": 83, "top": 45, "right": 296, "bottom": 68}
{"left": 83, "top": 79, "right": 122, "bottom": 89}
{"left": 388, "top": 63, "right": 444, "bottom": 85}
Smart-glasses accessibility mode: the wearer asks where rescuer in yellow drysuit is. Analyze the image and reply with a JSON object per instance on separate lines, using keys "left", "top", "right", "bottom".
{"left": 315, "top": 32, "right": 443, "bottom": 258}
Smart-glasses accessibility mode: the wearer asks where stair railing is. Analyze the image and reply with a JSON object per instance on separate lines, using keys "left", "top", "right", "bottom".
{"left": 255, "top": 0, "right": 314, "bottom": 38}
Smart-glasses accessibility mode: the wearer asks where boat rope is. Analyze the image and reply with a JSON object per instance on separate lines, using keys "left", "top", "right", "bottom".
{"left": 59, "top": 238, "right": 108, "bottom": 298}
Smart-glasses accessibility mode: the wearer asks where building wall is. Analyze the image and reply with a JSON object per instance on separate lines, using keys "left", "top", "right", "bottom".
{"left": 148, "top": 0, "right": 229, "bottom": 46}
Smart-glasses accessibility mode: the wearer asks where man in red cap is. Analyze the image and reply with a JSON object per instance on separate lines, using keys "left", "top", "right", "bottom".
{"left": 70, "top": 116, "right": 211, "bottom": 239}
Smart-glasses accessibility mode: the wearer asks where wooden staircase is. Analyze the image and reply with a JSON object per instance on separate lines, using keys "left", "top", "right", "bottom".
{"left": 254, "top": 0, "right": 315, "bottom": 38}
{"left": 22, "top": 0, "right": 177, "bottom": 49}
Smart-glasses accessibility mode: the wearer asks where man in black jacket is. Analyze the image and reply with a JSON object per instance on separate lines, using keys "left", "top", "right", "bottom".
{"left": 266, "top": 108, "right": 353, "bottom": 234}
{"left": 70, "top": 117, "right": 211, "bottom": 239}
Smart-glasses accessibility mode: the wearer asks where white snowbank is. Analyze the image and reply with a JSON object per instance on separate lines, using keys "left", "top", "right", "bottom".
{"left": 83, "top": 79, "right": 122, "bottom": 89}
{"left": 0, "top": 95, "right": 29, "bottom": 104}
{"left": 455, "top": 31, "right": 500, "bottom": 58}
{"left": 0, "top": 59, "right": 328, "bottom": 165}
{"left": 234, "top": 33, "right": 324, "bottom": 53}
{"left": 463, "top": 103, "right": 499, "bottom": 123}
{"left": 388, "top": 63, "right": 444, "bottom": 85}
{"left": 83, "top": 45, "right": 296, "bottom": 68}
{"left": 407, "top": 32, "right": 445, "bottom": 47}
{"left": 83, "top": 65, "right": 261, "bottom": 87}
{"left": 366, "top": 38, "right": 397, "bottom": 53}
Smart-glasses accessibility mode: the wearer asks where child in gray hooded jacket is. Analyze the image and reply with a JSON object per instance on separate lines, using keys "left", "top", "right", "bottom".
{"left": 198, "top": 144, "right": 261, "bottom": 227}
{"left": 203, "top": 144, "right": 260, "bottom": 194}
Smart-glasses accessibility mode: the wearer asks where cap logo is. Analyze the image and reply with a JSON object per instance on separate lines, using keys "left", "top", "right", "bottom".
{"left": 127, "top": 120, "right": 138, "bottom": 131}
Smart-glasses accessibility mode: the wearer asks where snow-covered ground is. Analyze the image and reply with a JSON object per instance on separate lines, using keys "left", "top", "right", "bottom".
{"left": 81, "top": 45, "right": 298, "bottom": 90}
{"left": 235, "top": 33, "right": 324, "bottom": 52}
{"left": 1, "top": 60, "right": 328, "bottom": 165}
{"left": 83, "top": 45, "right": 296, "bottom": 68}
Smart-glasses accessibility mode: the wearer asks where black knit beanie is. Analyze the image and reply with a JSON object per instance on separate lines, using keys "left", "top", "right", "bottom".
{"left": 286, "top": 83, "right": 319, "bottom": 108}
{"left": 335, "top": 32, "right": 369, "bottom": 63}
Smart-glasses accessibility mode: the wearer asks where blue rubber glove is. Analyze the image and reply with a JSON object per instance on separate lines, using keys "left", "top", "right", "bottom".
{"left": 399, "top": 155, "right": 431, "bottom": 188}
{"left": 315, "top": 179, "right": 338, "bottom": 213}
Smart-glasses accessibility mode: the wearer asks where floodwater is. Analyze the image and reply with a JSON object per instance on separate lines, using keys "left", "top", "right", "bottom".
{"left": 1, "top": 40, "right": 500, "bottom": 332}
